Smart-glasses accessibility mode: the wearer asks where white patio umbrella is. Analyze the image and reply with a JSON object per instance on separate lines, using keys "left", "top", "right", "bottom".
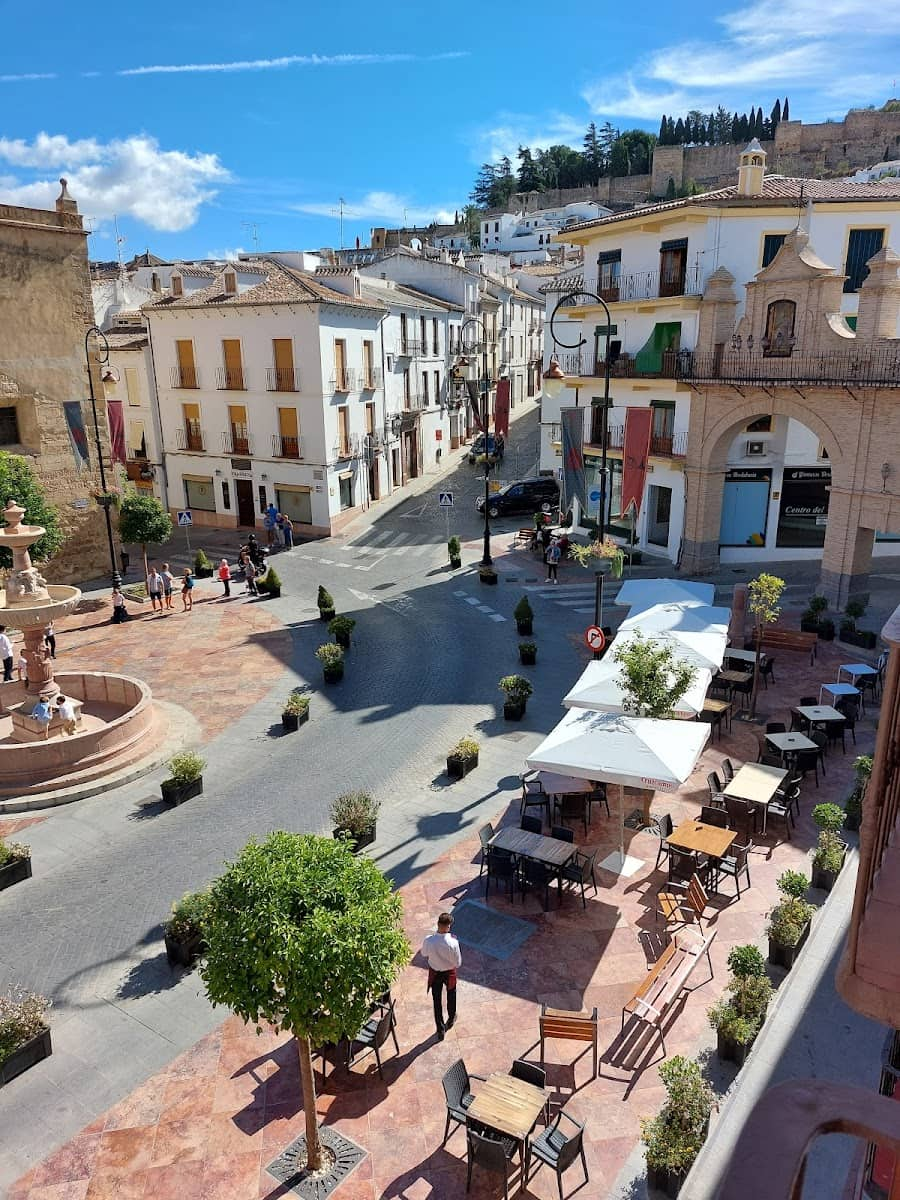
{"left": 618, "top": 604, "right": 730, "bottom": 671}
{"left": 562, "top": 656, "right": 713, "bottom": 717}
{"left": 614, "top": 578, "right": 716, "bottom": 611}
{"left": 526, "top": 709, "right": 710, "bottom": 876}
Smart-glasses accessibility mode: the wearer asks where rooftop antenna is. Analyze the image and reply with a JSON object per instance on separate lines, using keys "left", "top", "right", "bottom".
{"left": 330, "top": 199, "right": 346, "bottom": 250}
{"left": 794, "top": 180, "right": 805, "bottom": 229}
{"left": 241, "top": 221, "right": 263, "bottom": 252}
{"left": 114, "top": 215, "right": 126, "bottom": 274}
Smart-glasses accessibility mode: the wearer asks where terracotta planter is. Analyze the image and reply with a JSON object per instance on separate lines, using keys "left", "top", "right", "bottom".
{"left": 323, "top": 664, "right": 344, "bottom": 684}
{"left": 503, "top": 699, "right": 526, "bottom": 721}
{"left": 716, "top": 1028, "right": 755, "bottom": 1067}
{"left": 447, "top": 753, "right": 478, "bottom": 779}
{"left": 0, "top": 855, "right": 32, "bottom": 892}
{"left": 161, "top": 776, "right": 203, "bottom": 806}
{"left": 333, "top": 825, "right": 376, "bottom": 853}
{"left": 516, "top": 618, "right": 533, "bottom": 636}
{"left": 0, "top": 1027, "right": 51, "bottom": 1087}
{"left": 164, "top": 930, "right": 205, "bottom": 967}
{"left": 768, "top": 918, "right": 811, "bottom": 969}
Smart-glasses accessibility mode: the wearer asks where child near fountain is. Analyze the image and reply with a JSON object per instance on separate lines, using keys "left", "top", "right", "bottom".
{"left": 30, "top": 695, "right": 52, "bottom": 739}
{"left": 56, "top": 695, "right": 77, "bottom": 737}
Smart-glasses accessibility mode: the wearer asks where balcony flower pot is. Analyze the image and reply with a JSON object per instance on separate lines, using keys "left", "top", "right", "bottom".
{"left": 518, "top": 643, "right": 537, "bottom": 666}
{"left": 0, "top": 1027, "right": 52, "bottom": 1087}
{"left": 0, "top": 854, "right": 32, "bottom": 892}
{"left": 164, "top": 929, "right": 205, "bottom": 968}
{"left": 332, "top": 825, "right": 376, "bottom": 853}
{"left": 716, "top": 1028, "right": 755, "bottom": 1068}
{"left": 161, "top": 776, "right": 203, "bottom": 807}
{"left": 768, "top": 918, "right": 811, "bottom": 970}
{"left": 503, "top": 699, "right": 526, "bottom": 721}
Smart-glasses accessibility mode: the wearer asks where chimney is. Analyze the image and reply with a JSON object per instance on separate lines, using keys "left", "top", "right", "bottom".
{"left": 855, "top": 246, "right": 900, "bottom": 340}
{"left": 55, "top": 177, "right": 78, "bottom": 216}
{"left": 737, "top": 140, "right": 766, "bottom": 197}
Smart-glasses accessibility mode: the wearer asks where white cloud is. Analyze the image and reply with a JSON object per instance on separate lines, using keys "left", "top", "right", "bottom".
{"left": 470, "top": 111, "right": 586, "bottom": 164}
{"left": 119, "top": 50, "right": 468, "bottom": 76}
{"left": 0, "top": 133, "right": 229, "bottom": 232}
{"left": 646, "top": 43, "right": 829, "bottom": 89}
{"left": 0, "top": 73, "right": 56, "bottom": 83}
{"left": 294, "top": 190, "right": 456, "bottom": 226}
{"left": 205, "top": 246, "right": 247, "bottom": 261}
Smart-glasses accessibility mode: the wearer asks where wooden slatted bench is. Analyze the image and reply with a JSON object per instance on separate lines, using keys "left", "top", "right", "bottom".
{"left": 621, "top": 929, "right": 716, "bottom": 1054}
{"left": 539, "top": 1005, "right": 599, "bottom": 1079}
{"left": 751, "top": 628, "right": 818, "bottom": 665}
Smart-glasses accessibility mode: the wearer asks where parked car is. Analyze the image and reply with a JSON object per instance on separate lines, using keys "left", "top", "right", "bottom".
{"left": 467, "top": 432, "right": 505, "bottom": 463}
{"left": 475, "top": 476, "right": 560, "bottom": 518}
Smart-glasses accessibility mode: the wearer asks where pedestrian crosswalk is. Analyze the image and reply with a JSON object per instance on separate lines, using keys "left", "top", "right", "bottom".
{"left": 295, "top": 526, "right": 446, "bottom": 570}
{"left": 524, "top": 582, "right": 622, "bottom": 616}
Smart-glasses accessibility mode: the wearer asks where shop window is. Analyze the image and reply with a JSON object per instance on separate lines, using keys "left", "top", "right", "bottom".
{"left": 184, "top": 477, "right": 216, "bottom": 512}
{"left": 339, "top": 475, "right": 354, "bottom": 510}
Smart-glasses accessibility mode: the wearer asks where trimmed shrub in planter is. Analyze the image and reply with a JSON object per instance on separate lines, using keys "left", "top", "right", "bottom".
{"left": 800, "top": 595, "right": 827, "bottom": 635}
{"left": 0, "top": 989, "right": 51, "bottom": 1086}
{"left": 0, "top": 840, "right": 31, "bottom": 892}
{"left": 329, "top": 615, "right": 356, "bottom": 649}
{"left": 317, "top": 584, "right": 335, "bottom": 621}
{"left": 518, "top": 641, "right": 537, "bottom": 666}
{"left": 447, "top": 736, "right": 479, "bottom": 779}
{"left": 708, "top": 945, "right": 772, "bottom": 1068}
{"left": 282, "top": 693, "right": 310, "bottom": 733}
{"left": 316, "top": 642, "right": 344, "bottom": 683}
{"left": 161, "top": 751, "right": 205, "bottom": 806}
{"left": 811, "top": 803, "right": 848, "bottom": 892}
{"left": 165, "top": 889, "right": 210, "bottom": 967}
{"left": 499, "top": 674, "right": 533, "bottom": 721}
{"left": 256, "top": 566, "right": 282, "bottom": 598}
{"left": 514, "top": 596, "right": 533, "bottom": 636}
{"left": 331, "top": 791, "right": 381, "bottom": 853}
{"left": 641, "top": 1055, "right": 715, "bottom": 1198}
{"left": 448, "top": 536, "right": 461, "bottom": 569}
{"left": 193, "top": 549, "right": 214, "bottom": 578}
{"left": 767, "top": 870, "right": 814, "bottom": 969}
{"left": 840, "top": 599, "right": 877, "bottom": 649}
{"left": 844, "top": 754, "right": 873, "bottom": 832}
{"left": 479, "top": 567, "right": 498, "bottom": 586}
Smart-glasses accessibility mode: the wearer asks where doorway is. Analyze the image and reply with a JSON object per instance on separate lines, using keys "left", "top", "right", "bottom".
{"left": 646, "top": 484, "right": 672, "bottom": 546}
{"left": 368, "top": 461, "right": 379, "bottom": 502}
{"left": 391, "top": 448, "right": 401, "bottom": 490}
{"left": 235, "top": 479, "right": 256, "bottom": 527}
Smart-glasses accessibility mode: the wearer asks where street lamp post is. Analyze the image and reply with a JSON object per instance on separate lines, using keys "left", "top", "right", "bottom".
{"left": 84, "top": 325, "right": 122, "bottom": 590}
{"left": 544, "top": 290, "right": 614, "bottom": 657}
{"left": 460, "top": 315, "right": 494, "bottom": 569}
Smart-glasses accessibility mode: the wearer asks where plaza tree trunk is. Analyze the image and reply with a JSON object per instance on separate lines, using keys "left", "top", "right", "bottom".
{"left": 297, "top": 1034, "right": 323, "bottom": 1171}
{"left": 749, "top": 618, "right": 763, "bottom": 719}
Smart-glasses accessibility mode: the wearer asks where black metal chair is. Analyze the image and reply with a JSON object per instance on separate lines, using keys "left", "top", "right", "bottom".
{"left": 794, "top": 747, "right": 820, "bottom": 787}
{"left": 521, "top": 858, "right": 554, "bottom": 910}
{"left": 706, "top": 770, "right": 723, "bottom": 800}
{"left": 510, "top": 1059, "right": 549, "bottom": 1123}
{"left": 760, "top": 751, "right": 785, "bottom": 769}
{"left": 441, "top": 1058, "right": 486, "bottom": 1144}
{"left": 586, "top": 783, "right": 610, "bottom": 821}
{"left": 560, "top": 850, "right": 599, "bottom": 908}
{"left": 716, "top": 841, "right": 752, "bottom": 898}
{"left": 550, "top": 825, "right": 574, "bottom": 844}
{"left": 668, "top": 847, "right": 708, "bottom": 886}
{"left": 466, "top": 1127, "right": 519, "bottom": 1198}
{"left": 520, "top": 774, "right": 551, "bottom": 823}
{"left": 810, "top": 730, "right": 828, "bottom": 775}
{"left": 776, "top": 779, "right": 802, "bottom": 819}
{"left": 554, "top": 792, "right": 589, "bottom": 836}
{"left": 478, "top": 823, "right": 494, "bottom": 878}
{"left": 527, "top": 1111, "right": 588, "bottom": 1198}
{"left": 645, "top": 812, "right": 674, "bottom": 871}
{"left": 347, "top": 1006, "right": 399, "bottom": 1079}
{"left": 730, "top": 675, "right": 753, "bottom": 709}
{"left": 800, "top": 696, "right": 817, "bottom": 706}
{"left": 760, "top": 657, "right": 776, "bottom": 688}
{"left": 725, "top": 794, "right": 760, "bottom": 836}
{"left": 721, "top": 758, "right": 736, "bottom": 784}
{"left": 520, "top": 814, "right": 543, "bottom": 834}
{"left": 485, "top": 848, "right": 518, "bottom": 900}
{"left": 766, "top": 722, "right": 786, "bottom": 734}
{"left": 766, "top": 796, "right": 794, "bottom": 843}
{"left": 700, "top": 805, "right": 728, "bottom": 828}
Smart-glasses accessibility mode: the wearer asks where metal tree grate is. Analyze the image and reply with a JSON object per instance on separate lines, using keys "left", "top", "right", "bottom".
{"left": 267, "top": 1127, "right": 367, "bottom": 1200}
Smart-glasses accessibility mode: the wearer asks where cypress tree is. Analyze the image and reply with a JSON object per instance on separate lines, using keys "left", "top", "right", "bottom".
{"left": 771, "top": 98, "right": 781, "bottom": 129}
{"left": 755, "top": 108, "right": 765, "bottom": 138}
{"left": 659, "top": 114, "right": 668, "bottom": 144}
{"left": 674, "top": 117, "right": 685, "bottom": 144}
{"left": 708, "top": 112, "right": 717, "bottom": 143}
{"left": 698, "top": 120, "right": 708, "bottom": 145}
{"left": 665, "top": 176, "right": 676, "bottom": 200}
{"left": 731, "top": 114, "right": 740, "bottom": 142}
{"left": 783, "top": 96, "right": 790, "bottom": 120}
{"left": 667, "top": 117, "right": 676, "bottom": 143}
{"left": 738, "top": 113, "right": 750, "bottom": 141}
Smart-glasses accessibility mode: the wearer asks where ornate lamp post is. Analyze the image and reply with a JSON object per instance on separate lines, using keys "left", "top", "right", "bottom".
{"left": 84, "top": 325, "right": 122, "bottom": 589}
{"left": 459, "top": 315, "right": 494, "bottom": 570}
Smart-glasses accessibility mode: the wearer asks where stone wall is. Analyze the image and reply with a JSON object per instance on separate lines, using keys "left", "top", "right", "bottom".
{"left": 0, "top": 200, "right": 118, "bottom": 585}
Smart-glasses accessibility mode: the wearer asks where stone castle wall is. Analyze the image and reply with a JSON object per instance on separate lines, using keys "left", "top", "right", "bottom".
{"left": 0, "top": 203, "right": 118, "bottom": 585}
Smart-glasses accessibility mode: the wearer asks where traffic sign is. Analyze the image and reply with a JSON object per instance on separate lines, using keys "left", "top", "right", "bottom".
{"left": 588, "top": 487, "right": 602, "bottom": 504}
{"left": 438, "top": 491, "right": 454, "bottom": 507}
{"left": 585, "top": 625, "right": 606, "bottom": 653}
{"left": 177, "top": 510, "right": 193, "bottom": 527}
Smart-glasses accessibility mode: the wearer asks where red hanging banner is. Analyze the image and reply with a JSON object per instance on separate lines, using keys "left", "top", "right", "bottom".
{"left": 106, "top": 399, "right": 127, "bottom": 465}
{"left": 621, "top": 407, "right": 653, "bottom": 518}
{"left": 494, "top": 378, "right": 510, "bottom": 438}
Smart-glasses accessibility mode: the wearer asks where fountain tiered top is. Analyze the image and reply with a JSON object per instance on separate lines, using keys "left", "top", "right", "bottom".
{"left": 0, "top": 500, "right": 81, "bottom": 628}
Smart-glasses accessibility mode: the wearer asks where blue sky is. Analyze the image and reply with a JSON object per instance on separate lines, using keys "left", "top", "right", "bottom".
{"left": 1, "top": 0, "right": 898, "bottom": 260}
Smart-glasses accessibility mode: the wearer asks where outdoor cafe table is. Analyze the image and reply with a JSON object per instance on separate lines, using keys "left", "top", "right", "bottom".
{"left": 724, "top": 762, "right": 787, "bottom": 833}
{"left": 668, "top": 819, "right": 737, "bottom": 860}
{"left": 723, "top": 647, "right": 760, "bottom": 666}
{"left": 466, "top": 1070, "right": 549, "bottom": 1155}
{"left": 535, "top": 771, "right": 594, "bottom": 798}
{"left": 489, "top": 827, "right": 577, "bottom": 869}
{"left": 838, "top": 662, "right": 879, "bottom": 686}
{"left": 701, "top": 697, "right": 733, "bottom": 737}
{"left": 794, "top": 704, "right": 846, "bottom": 728}
{"left": 819, "top": 681, "right": 860, "bottom": 706}
{"left": 717, "top": 669, "right": 752, "bottom": 685}
{"left": 765, "top": 731, "right": 817, "bottom": 760}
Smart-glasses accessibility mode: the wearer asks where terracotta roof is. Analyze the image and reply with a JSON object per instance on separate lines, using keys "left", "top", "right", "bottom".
{"left": 127, "top": 250, "right": 166, "bottom": 268}
{"left": 538, "top": 270, "right": 585, "bottom": 295}
{"left": 104, "top": 329, "right": 148, "bottom": 350}
{"left": 143, "top": 260, "right": 386, "bottom": 313}
{"left": 515, "top": 262, "right": 570, "bottom": 277}
{"left": 172, "top": 264, "right": 216, "bottom": 279}
{"left": 559, "top": 175, "right": 900, "bottom": 235}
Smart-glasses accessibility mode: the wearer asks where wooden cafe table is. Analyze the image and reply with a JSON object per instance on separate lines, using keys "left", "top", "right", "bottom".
{"left": 724, "top": 762, "right": 787, "bottom": 833}
{"left": 467, "top": 1070, "right": 549, "bottom": 1163}
{"left": 667, "top": 818, "right": 737, "bottom": 861}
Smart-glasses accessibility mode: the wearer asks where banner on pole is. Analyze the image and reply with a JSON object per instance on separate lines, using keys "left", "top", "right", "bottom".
{"left": 465, "top": 379, "right": 484, "bottom": 432}
{"left": 494, "top": 378, "right": 510, "bottom": 438}
{"left": 106, "top": 399, "right": 127, "bottom": 465}
{"left": 63, "top": 402, "right": 90, "bottom": 473}
{"left": 621, "top": 407, "right": 653, "bottom": 517}
{"left": 560, "top": 407, "right": 587, "bottom": 515}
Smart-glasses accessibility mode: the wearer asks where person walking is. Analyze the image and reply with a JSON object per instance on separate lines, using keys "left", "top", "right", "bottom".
{"left": 146, "top": 566, "right": 163, "bottom": 614}
{"left": 545, "top": 537, "right": 561, "bottom": 583}
{"left": 218, "top": 558, "right": 231, "bottom": 598}
{"left": 280, "top": 513, "right": 294, "bottom": 549}
{"left": 243, "top": 557, "right": 258, "bottom": 596}
{"left": 181, "top": 568, "right": 195, "bottom": 612}
{"left": 160, "top": 563, "right": 175, "bottom": 611}
{"left": 263, "top": 506, "right": 276, "bottom": 548}
{"left": 0, "top": 626, "right": 14, "bottom": 682}
{"left": 44, "top": 621, "right": 56, "bottom": 659}
{"left": 421, "top": 912, "right": 462, "bottom": 1040}
{"left": 111, "top": 586, "right": 130, "bottom": 623}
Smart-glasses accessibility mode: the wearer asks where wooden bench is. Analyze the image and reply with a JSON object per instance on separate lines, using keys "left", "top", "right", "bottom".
{"left": 656, "top": 873, "right": 709, "bottom": 933}
{"left": 621, "top": 929, "right": 716, "bottom": 1054}
{"left": 514, "top": 527, "right": 536, "bottom": 549}
{"left": 751, "top": 628, "right": 818, "bottom": 665}
{"left": 539, "top": 1005, "right": 599, "bottom": 1078}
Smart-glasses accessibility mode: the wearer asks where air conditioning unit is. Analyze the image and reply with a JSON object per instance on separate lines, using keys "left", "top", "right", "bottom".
{"left": 746, "top": 440, "right": 766, "bottom": 457}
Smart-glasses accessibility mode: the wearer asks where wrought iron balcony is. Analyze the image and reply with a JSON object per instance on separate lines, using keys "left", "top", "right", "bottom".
{"left": 222, "top": 430, "right": 252, "bottom": 455}
{"left": 593, "top": 265, "right": 703, "bottom": 304}
{"left": 562, "top": 348, "right": 687, "bottom": 381}
{"left": 271, "top": 434, "right": 301, "bottom": 459}
{"left": 682, "top": 346, "right": 900, "bottom": 386}
{"left": 332, "top": 432, "right": 360, "bottom": 460}
{"left": 215, "top": 366, "right": 245, "bottom": 390}
{"left": 266, "top": 366, "right": 301, "bottom": 392}
{"left": 170, "top": 365, "right": 199, "bottom": 389}
{"left": 330, "top": 368, "right": 358, "bottom": 393}
{"left": 175, "top": 426, "right": 205, "bottom": 452}
{"left": 397, "top": 338, "right": 423, "bottom": 356}
{"left": 360, "top": 367, "right": 383, "bottom": 389}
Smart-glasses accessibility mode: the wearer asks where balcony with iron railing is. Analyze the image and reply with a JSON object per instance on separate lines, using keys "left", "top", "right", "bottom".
{"left": 222, "top": 429, "right": 252, "bottom": 455}
{"left": 266, "top": 366, "right": 301, "bottom": 392}
{"left": 175, "top": 425, "right": 205, "bottom": 452}
{"left": 681, "top": 345, "right": 900, "bottom": 387}
{"left": 271, "top": 434, "right": 301, "bottom": 459}
{"left": 330, "top": 367, "right": 358, "bottom": 393}
{"left": 396, "top": 338, "right": 423, "bottom": 357}
{"left": 332, "top": 432, "right": 360, "bottom": 460}
{"left": 170, "top": 365, "right": 200, "bottom": 389}
{"left": 585, "top": 264, "right": 703, "bottom": 305}
{"left": 360, "top": 366, "right": 383, "bottom": 389}
{"left": 560, "top": 347, "right": 688, "bottom": 381}
{"left": 215, "top": 366, "right": 246, "bottom": 391}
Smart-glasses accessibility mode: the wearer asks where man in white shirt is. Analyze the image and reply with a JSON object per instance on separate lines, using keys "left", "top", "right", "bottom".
{"left": 56, "top": 694, "right": 77, "bottom": 737}
{"left": 0, "top": 625, "right": 13, "bottom": 682}
{"left": 421, "top": 912, "right": 462, "bottom": 1040}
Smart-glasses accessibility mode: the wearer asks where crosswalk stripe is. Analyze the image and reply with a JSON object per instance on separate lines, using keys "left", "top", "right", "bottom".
{"left": 555, "top": 598, "right": 599, "bottom": 607}
{"left": 388, "top": 531, "right": 412, "bottom": 547}
{"left": 489, "top": 613, "right": 507, "bottom": 622}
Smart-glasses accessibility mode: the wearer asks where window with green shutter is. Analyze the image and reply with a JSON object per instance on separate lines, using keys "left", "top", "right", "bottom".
{"left": 844, "top": 228, "right": 884, "bottom": 293}
{"left": 761, "top": 233, "right": 787, "bottom": 268}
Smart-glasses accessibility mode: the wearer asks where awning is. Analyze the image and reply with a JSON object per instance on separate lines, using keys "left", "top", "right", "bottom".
{"left": 634, "top": 321, "right": 681, "bottom": 375}
{"left": 618, "top": 603, "right": 730, "bottom": 671}
{"left": 562, "top": 657, "right": 713, "bottom": 717}
{"left": 615, "top": 579, "right": 716, "bottom": 611}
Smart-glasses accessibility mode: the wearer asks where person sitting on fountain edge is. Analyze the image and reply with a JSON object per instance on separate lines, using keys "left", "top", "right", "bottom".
{"left": 30, "top": 695, "right": 53, "bottom": 739}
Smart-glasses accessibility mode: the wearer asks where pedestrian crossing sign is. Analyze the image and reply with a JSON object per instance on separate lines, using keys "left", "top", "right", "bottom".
{"left": 438, "top": 492, "right": 454, "bottom": 507}
{"left": 177, "top": 510, "right": 193, "bottom": 527}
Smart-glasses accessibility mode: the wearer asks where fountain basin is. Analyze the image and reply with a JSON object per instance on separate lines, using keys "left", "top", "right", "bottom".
{"left": 0, "top": 585, "right": 81, "bottom": 625}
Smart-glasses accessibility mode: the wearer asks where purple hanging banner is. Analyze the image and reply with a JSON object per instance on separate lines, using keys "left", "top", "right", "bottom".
{"left": 63, "top": 402, "right": 90, "bottom": 472}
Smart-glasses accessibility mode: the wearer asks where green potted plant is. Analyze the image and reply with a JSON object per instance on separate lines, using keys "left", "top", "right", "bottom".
{"left": 164, "top": 889, "right": 210, "bottom": 967}
{"left": 0, "top": 988, "right": 52, "bottom": 1087}
{"left": 641, "top": 1055, "right": 715, "bottom": 1197}
{"left": 707, "top": 945, "right": 772, "bottom": 1068}
{"left": 800, "top": 594, "right": 828, "bottom": 635}
{"left": 518, "top": 640, "right": 537, "bottom": 666}
{"left": 328, "top": 615, "right": 356, "bottom": 648}
{"left": 479, "top": 566, "right": 499, "bottom": 586}
{"left": 811, "top": 802, "right": 848, "bottom": 892}
{"left": 840, "top": 599, "right": 877, "bottom": 649}
{"left": 317, "top": 584, "right": 335, "bottom": 621}
{"left": 447, "top": 735, "right": 479, "bottom": 779}
{"left": 330, "top": 790, "right": 381, "bottom": 852}
{"left": 256, "top": 566, "right": 282, "bottom": 598}
{"left": 160, "top": 751, "right": 205, "bottom": 806}
{"left": 448, "top": 535, "right": 462, "bottom": 570}
{"left": 281, "top": 692, "right": 310, "bottom": 733}
{"left": 193, "top": 549, "right": 214, "bottom": 578}
{"left": 499, "top": 674, "right": 533, "bottom": 720}
{"left": 767, "top": 870, "right": 814, "bottom": 969}
{"left": 514, "top": 595, "right": 534, "bottom": 636}
{"left": 316, "top": 642, "right": 344, "bottom": 683}
{"left": 844, "top": 754, "right": 872, "bottom": 832}
{"left": 0, "top": 838, "right": 31, "bottom": 893}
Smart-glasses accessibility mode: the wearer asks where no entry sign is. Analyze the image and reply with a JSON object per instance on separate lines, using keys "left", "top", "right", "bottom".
{"left": 585, "top": 625, "right": 606, "bottom": 653}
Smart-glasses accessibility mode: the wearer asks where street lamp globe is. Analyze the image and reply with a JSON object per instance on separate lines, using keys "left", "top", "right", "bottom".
{"left": 542, "top": 354, "right": 566, "bottom": 399}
